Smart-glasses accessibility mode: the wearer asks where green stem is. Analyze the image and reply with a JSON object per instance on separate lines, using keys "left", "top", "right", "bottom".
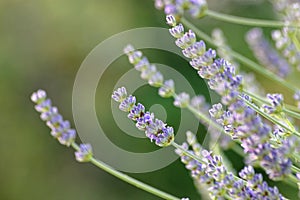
{"left": 284, "top": 107, "right": 300, "bottom": 119}
{"left": 293, "top": 153, "right": 300, "bottom": 164}
{"left": 180, "top": 17, "right": 300, "bottom": 93}
{"left": 239, "top": 95, "right": 300, "bottom": 137}
{"left": 292, "top": 165, "right": 300, "bottom": 174}
{"left": 71, "top": 143, "right": 181, "bottom": 200}
{"left": 285, "top": 104, "right": 300, "bottom": 113}
{"left": 206, "top": 10, "right": 292, "bottom": 28}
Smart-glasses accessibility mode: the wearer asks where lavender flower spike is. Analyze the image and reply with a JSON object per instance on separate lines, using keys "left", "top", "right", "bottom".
{"left": 112, "top": 87, "right": 174, "bottom": 147}
{"left": 31, "top": 89, "right": 76, "bottom": 146}
{"left": 246, "top": 28, "right": 290, "bottom": 78}
{"left": 167, "top": 16, "right": 243, "bottom": 105}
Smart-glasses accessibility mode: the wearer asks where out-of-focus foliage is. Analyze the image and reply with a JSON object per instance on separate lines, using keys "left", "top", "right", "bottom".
{"left": 0, "top": 0, "right": 296, "bottom": 199}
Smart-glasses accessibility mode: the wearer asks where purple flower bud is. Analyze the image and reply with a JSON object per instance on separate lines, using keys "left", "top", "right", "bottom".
{"left": 119, "top": 95, "right": 136, "bottom": 112}
{"left": 128, "top": 103, "right": 145, "bottom": 121}
{"left": 209, "top": 103, "right": 223, "bottom": 119}
{"left": 148, "top": 71, "right": 164, "bottom": 87}
{"left": 182, "top": 41, "right": 206, "bottom": 58}
{"left": 112, "top": 87, "right": 127, "bottom": 103}
{"left": 31, "top": 89, "right": 47, "bottom": 103}
{"left": 136, "top": 111, "right": 154, "bottom": 131}
{"left": 174, "top": 92, "right": 190, "bottom": 108}
{"left": 155, "top": 126, "right": 174, "bottom": 147}
{"left": 175, "top": 30, "right": 196, "bottom": 49}
{"left": 141, "top": 64, "right": 157, "bottom": 80}
{"left": 169, "top": 24, "right": 184, "bottom": 38}
{"left": 75, "top": 143, "right": 93, "bottom": 162}
{"left": 128, "top": 51, "right": 143, "bottom": 65}
{"left": 263, "top": 93, "right": 284, "bottom": 114}
{"left": 123, "top": 44, "right": 135, "bottom": 55}
{"left": 58, "top": 129, "right": 76, "bottom": 146}
{"left": 134, "top": 57, "right": 150, "bottom": 71}
{"left": 159, "top": 79, "right": 175, "bottom": 98}
{"left": 166, "top": 14, "right": 177, "bottom": 27}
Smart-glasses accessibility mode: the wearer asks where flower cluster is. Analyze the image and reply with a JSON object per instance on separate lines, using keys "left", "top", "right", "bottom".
{"left": 31, "top": 89, "right": 76, "bottom": 146}
{"left": 112, "top": 87, "right": 174, "bottom": 147}
{"left": 272, "top": 29, "right": 300, "bottom": 71}
{"left": 167, "top": 15, "right": 243, "bottom": 105}
{"left": 31, "top": 89, "right": 93, "bottom": 162}
{"left": 155, "top": 0, "right": 207, "bottom": 19}
{"left": 246, "top": 28, "right": 290, "bottom": 78}
{"left": 176, "top": 131, "right": 285, "bottom": 199}
{"left": 75, "top": 144, "right": 93, "bottom": 162}
{"left": 271, "top": 0, "right": 300, "bottom": 26}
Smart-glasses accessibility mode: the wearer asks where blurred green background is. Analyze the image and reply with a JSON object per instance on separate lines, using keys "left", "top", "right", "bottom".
{"left": 1, "top": 0, "right": 299, "bottom": 199}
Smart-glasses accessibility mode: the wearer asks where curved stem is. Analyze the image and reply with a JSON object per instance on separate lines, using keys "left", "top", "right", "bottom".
{"left": 206, "top": 10, "right": 293, "bottom": 28}
{"left": 285, "top": 104, "right": 300, "bottom": 113}
{"left": 292, "top": 165, "right": 300, "bottom": 174}
{"left": 180, "top": 17, "right": 300, "bottom": 93}
{"left": 71, "top": 143, "right": 181, "bottom": 200}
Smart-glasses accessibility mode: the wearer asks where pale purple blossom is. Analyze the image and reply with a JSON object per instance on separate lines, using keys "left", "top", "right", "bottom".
{"left": 31, "top": 90, "right": 76, "bottom": 146}
{"left": 246, "top": 28, "right": 290, "bottom": 78}
{"left": 112, "top": 87, "right": 174, "bottom": 147}
{"left": 75, "top": 144, "right": 93, "bottom": 162}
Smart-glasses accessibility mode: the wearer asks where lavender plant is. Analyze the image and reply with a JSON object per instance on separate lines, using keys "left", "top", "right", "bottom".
{"left": 31, "top": 1, "right": 300, "bottom": 199}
